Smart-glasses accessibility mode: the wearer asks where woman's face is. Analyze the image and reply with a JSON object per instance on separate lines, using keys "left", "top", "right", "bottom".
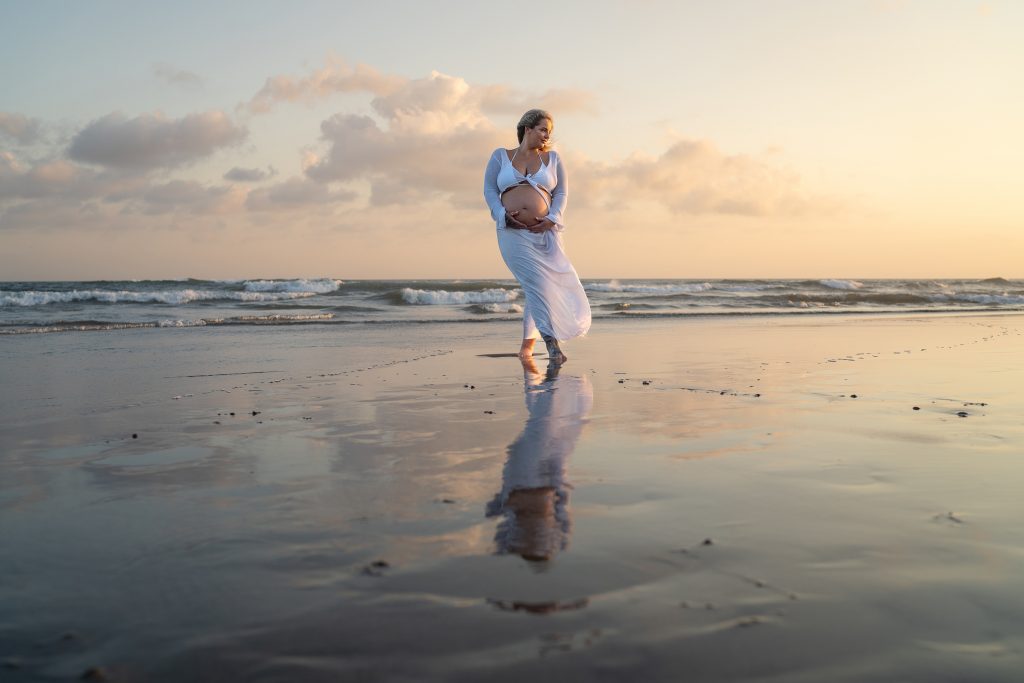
{"left": 525, "top": 119, "right": 553, "bottom": 150}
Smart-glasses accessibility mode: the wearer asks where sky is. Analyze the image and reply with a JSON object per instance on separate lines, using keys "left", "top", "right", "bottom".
{"left": 1, "top": 0, "right": 1021, "bottom": 280}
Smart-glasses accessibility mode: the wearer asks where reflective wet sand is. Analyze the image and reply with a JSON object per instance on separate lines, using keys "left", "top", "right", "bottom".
{"left": 2, "top": 314, "right": 1023, "bottom": 681}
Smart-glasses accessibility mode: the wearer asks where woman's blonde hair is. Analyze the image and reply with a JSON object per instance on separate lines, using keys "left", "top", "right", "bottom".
{"left": 517, "top": 109, "right": 553, "bottom": 145}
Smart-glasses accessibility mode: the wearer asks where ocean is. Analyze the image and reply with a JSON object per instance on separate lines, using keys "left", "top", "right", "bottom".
{"left": 1, "top": 277, "right": 1022, "bottom": 335}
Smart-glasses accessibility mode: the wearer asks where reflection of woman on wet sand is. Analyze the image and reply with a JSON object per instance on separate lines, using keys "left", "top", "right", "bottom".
{"left": 485, "top": 358, "right": 593, "bottom": 563}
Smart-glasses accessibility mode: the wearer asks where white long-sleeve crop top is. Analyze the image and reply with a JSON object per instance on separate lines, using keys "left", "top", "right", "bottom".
{"left": 483, "top": 148, "right": 568, "bottom": 231}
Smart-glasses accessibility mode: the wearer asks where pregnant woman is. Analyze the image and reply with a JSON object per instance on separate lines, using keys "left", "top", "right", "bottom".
{"left": 483, "top": 109, "right": 591, "bottom": 363}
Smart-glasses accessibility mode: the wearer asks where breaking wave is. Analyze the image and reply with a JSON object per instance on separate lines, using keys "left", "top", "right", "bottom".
{"left": 465, "top": 303, "right": 524, "bottom": 314}
{"left": 398, "top": 288, "right": 521, "bottom": 305}
{"left": 0, "top": 288, "right": 324, "bottom": 307}
{"left": 586, "top": 281, "right": 713, "bottom": 294}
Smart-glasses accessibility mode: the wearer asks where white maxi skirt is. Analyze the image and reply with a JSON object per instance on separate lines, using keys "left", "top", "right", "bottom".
{"left": 497, "top": 227, "right": 591, "bottom": 342}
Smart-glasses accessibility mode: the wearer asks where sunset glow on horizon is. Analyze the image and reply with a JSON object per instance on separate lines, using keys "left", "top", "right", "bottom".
{"left": 2, "top": 1, "right": 1021, "bottom": 280}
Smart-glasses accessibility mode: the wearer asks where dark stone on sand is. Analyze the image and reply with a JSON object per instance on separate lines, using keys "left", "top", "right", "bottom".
{"left": 252, "top": 410, "right": 260, "bottom": 416}
{"left": 618, "top": 379, "right": 625, "bottom": 383}
{"left": 80, "top": 666, "right": 108, "bottom": 681}
{"left": 484, "top": 410, "right": 494, "bottom": 414}
{"left": 464, "top": 384, "right": 469, "bottom": 388}
{"left": 213, "top": 420, "right": 221, "bottom": 424}
{"left": 361, "top": 560, "right": 391, "bottom": 577}
{"left": 720, "top": 391, "right": 726, "bottom": 395}
{"left": 702, "top": 538, "right": 714, "bottom": 546}
{"left": 913, "top": 406, "right": 920, "bottom": 410}
{"left": 642, "top": 380, "right": 651, "bottom": 385}
{"left": 230, "top": 412, "right": 235, "bottom": 416}
{"left": 754, "top": 393, "right": 761, "bottom": 397}
{"left": 850, "top": 394, "right": 858, "bottom": 398}
{"left": 132, "top": 433, "right": 137, "bottom": 439}
{"left": 470, "top": 385, "right": 476, "bottom": 389}
{"left": 441, "top": 498, "right": 456, "bottom": 504}
{"left": 935, "top": 511, "right": 964, "bottom": 524}
{"left": 957, "top": 411, "right": 969, "bottom": 417}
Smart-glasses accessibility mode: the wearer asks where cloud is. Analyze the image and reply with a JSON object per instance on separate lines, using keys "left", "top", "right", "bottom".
{"left": 303, "top": 71, "right": 506, "bottom": 207}
{"left": 4, "top": 59, "right": 832, "bottom": 239}
{"left": 571, "top": 139, "right": 832, "bottom": 217}
{"left": 244, "top": 57, "right": 405, "bottom": 114}
{"left": 476, "top": 85, "right": 596, "bottom": 116}
{"left": 0, "top": 112, "right": 44, "bottom": 145}
{"left": 299, "top": 69, "right": 819, "bottom": 217}
{"left": 244, "top": 176, "right": 357, "bottom": 211}
{"left": 0, "top": 150, "right": 241, "bottom": 224}
{"left": 0, "top": 152, "right": 141, "bottom": 202}
{"left": 152, "top": 63, "right": 203, "bottom": 88}
{"left": 67, "top": 110, "right": 247, "bottom": 170}
{"left": 132, "top": 180, "right": 241, "bottom": 215}
{"left": 223, "top": 166, "right": 276, "bottom": 182}
{"left": 243, "top": 56, "right": 595, "bottom": 119}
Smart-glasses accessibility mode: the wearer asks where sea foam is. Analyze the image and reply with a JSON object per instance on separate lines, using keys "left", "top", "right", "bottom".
{"left": 819, "top": 279, "right": 864, "bottom": 290}
{"left": 400, "top": 288, "right": 520, "bottom": 305}
{"left": 241, "top": 279, "right": 342, "bottom": 294}
{"left": 0, "top": 288, "right": 324, "bottom": 306}
{"left": 466, "top": 303, "right": 525, "bottom": 314}
{"left": 586, "top": 281, "right": 713, "bottom": 294}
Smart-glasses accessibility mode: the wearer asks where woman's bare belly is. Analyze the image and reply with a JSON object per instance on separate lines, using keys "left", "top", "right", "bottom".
{"left": 501, "top": 185, "right": 549, "bottom": 227}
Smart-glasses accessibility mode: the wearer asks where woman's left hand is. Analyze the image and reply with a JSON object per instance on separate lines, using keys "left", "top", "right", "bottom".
{"left": 528, "top": 217, "right": 556, "bottom": 233}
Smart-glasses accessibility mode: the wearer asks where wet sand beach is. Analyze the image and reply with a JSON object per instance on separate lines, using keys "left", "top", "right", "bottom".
{"left": 2, "top": 313, "right": 1024, "bottom": 681}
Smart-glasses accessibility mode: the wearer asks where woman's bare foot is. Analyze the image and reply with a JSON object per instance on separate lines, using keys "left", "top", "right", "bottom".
{"left": 542, "top": 335, "right": 567, "bottom": 364}
{"left": 518, "top": 339, "right": 536, "bottom": 360}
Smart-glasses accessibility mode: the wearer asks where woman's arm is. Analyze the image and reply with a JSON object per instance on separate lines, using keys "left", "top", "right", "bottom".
{"left": 544, "top": 151, "right": 568, "bottom": 231}
{"left": 483, "top": 150, "right": 507, "bottom": 227}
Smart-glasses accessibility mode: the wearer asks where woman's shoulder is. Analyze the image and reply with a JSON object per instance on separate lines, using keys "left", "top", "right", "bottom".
{"left": 491, "top": 147, "right": 514, "bottom": 159}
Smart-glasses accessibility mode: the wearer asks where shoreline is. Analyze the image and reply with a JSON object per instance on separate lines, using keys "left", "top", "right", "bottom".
{"left": 3, "top": 307, "right": 1023, "bottom": 337}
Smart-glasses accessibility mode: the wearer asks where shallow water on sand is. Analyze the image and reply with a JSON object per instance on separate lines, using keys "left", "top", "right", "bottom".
{"left": 2, "top": 315, "right": 1023, "bottom": 681}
